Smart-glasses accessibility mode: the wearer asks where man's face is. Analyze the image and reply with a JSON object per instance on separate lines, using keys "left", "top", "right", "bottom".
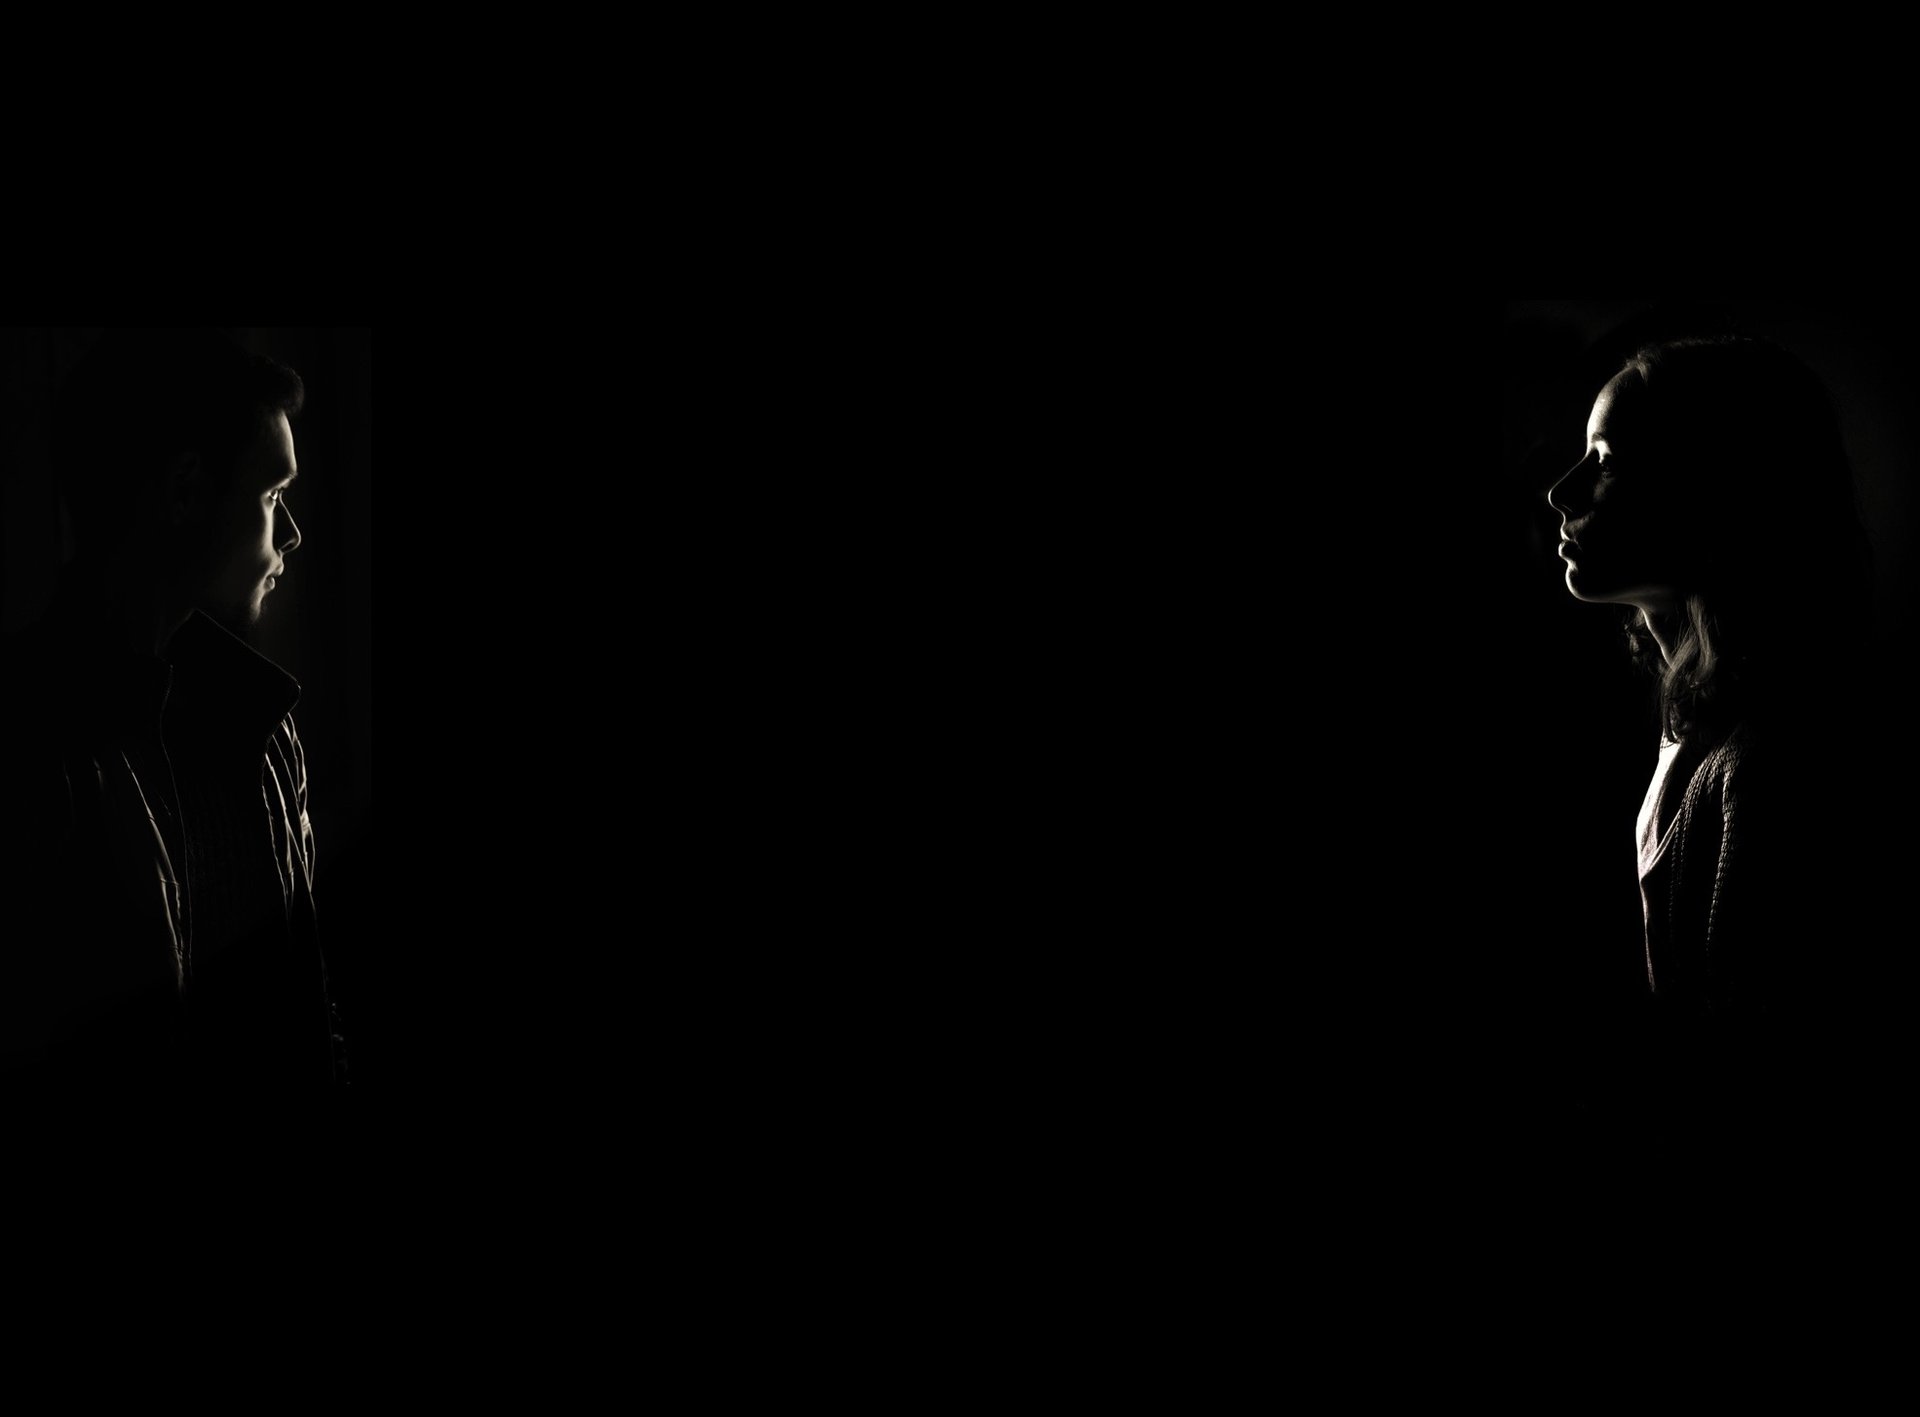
{"left": 194, "top": 410, "right": 302, "bottom": 632}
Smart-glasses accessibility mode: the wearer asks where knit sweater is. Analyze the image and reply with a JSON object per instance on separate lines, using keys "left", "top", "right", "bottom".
{"left": 1631, "top": 714, "right": 1887, "bottom": 1123}
{"left": 1638, "top": 723, "right": 1817, "bottom": 1017}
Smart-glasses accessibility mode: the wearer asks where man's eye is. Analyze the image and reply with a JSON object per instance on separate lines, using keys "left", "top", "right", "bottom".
{"left": 268, "top": 488, "right": 285, "bottom": 503}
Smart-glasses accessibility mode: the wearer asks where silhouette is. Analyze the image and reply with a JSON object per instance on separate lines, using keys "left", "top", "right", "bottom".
{"left": 1546, "top": 335, "right": 1893, "bottom": 1134}
{"left": 0, "top": 329, "right": 341, "bottom": 1093}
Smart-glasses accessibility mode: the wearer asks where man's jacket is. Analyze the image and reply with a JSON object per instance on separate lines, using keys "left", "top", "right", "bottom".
{"left": 0, "top": 605, "right": 340, "bottom": 1090}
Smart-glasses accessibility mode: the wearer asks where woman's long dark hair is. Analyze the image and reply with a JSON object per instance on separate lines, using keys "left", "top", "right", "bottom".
{"left": 1614, "top": 336, "right": 1873, "bottom": 745}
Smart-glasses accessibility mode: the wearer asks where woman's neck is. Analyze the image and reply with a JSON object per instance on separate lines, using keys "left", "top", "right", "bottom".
{"left": 1637, "top": 605, "right": 1681, "bottom": 666}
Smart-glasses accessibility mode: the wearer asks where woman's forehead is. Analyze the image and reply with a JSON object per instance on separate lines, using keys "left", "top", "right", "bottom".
{"left": 1587, "top": 372, "right": 1646, "bottom": 443}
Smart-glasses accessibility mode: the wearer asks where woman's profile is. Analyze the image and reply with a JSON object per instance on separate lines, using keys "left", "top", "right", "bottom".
{"left": 1547, "top": 334, "right": 1883, "bottom": 1128}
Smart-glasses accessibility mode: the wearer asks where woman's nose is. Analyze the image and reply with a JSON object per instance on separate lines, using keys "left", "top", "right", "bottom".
{"left": 1546, "top": 456, "right": 1586, "bottom": 518}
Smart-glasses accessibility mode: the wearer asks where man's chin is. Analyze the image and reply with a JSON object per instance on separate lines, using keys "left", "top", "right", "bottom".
{"left": 203, "top": 599, "right": 265, "bottom": 639}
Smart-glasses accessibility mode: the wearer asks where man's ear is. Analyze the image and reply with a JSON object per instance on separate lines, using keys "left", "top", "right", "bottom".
{"left": 168, "top": 451, "right": 206, "bottom": 525}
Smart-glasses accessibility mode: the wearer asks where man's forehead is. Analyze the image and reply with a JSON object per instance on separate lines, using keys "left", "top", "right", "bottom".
{"left": 250, "top": 409, "right": 298, "bottom": 479}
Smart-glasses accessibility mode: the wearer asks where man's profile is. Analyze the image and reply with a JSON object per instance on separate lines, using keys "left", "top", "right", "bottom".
{"left": 0, "top": 328, "right": 341, "bottom": 1092}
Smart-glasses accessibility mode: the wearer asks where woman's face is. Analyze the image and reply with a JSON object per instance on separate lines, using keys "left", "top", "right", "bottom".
{"left": 1548, "top": 372, "right": 1701, "bottom": 610}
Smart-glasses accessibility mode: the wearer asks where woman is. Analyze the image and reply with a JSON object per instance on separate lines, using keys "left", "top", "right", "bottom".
{"left": 1547, "top": 335, "right": 1881, "bottom": 1125}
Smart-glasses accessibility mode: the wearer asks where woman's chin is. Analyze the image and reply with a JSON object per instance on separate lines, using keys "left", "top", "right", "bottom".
{"left": 1563, "top": 566, "right": 1619, "bottom": 604}
{"left": 1564, "top": 568, "right": 1666, "bottom": 610}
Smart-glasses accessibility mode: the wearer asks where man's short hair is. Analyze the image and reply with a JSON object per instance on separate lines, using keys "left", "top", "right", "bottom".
{"left": 53, "top": 328, "right": 305, "bottom": 542}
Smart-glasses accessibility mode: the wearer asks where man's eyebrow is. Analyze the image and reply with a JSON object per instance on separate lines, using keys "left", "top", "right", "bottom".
{"left": 282, "top": 467, "right": 300, "bottom": 485}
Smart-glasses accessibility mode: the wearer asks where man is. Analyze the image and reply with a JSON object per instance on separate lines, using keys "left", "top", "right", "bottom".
{"left": 0, "top": 328, "right": 341, "bottom": 1092}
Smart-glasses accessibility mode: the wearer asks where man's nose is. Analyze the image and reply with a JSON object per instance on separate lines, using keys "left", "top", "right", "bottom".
{"left": 278, "top": 505, "right": 302, "bottom": 554}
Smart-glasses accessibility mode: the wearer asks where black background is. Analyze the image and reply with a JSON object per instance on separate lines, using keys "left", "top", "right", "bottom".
{"left": 0, "top": 328, "right": 384, "bottom": 1086}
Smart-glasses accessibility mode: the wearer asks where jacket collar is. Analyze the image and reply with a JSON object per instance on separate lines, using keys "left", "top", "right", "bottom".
{"left": 162, "top": 611, "right": 302, "bottom": 749}
{"left": 26, "top": 600, "right": 299, "bottom": 751}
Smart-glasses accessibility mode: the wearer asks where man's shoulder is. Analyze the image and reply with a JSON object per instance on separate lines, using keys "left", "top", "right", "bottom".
{"left": 0, "top": 627, "right": 77, "bottom": 854}
{"left": 0, "top": 619, "right": 62, "bottom": 690}
{"left": 0, "top": 622, "right": 71, "bottom": 746}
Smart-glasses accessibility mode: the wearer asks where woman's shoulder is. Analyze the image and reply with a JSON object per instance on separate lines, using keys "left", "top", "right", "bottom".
{"left": 1692, "top": 715, "right": 1799, "bottom": 770}
{"left": 1685, "top": 717, "right": 1850, "bottom": 830}
{"left": 1665, "top": 724, "right": 1774, "bottom": 829}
